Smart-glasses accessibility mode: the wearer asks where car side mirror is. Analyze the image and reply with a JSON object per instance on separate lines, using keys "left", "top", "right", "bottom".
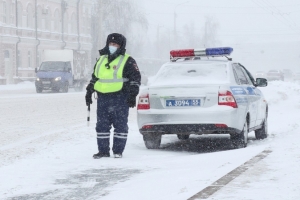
{"left": 256, "top": 78, "right": 267, "bottom": 87}
{"left": 35, "top": 68, "right": 37, "bottom": 73}
{"left": 68, "top": 68, "right": 72, "bottom": 73}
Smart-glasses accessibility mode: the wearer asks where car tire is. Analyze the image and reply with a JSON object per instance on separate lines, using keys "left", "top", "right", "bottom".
{"left": 231, "top": 120, "right": 248, "bottom": 148}
{"left": 36, "top": 87, "right": 43, "bottom": 93}
{"left": 52, "top": 88, "right": 60, "bottom": 93}
{"left": 143, "top": 134, "right": 161, "bottom": 149}
{"left": 255, "top": 119, "right": 268, "bottom": 140}
{"left": 62, "top": 82, "right": 69, "bottom": 93}
{"left": 177, "top": 134, "right": 189, "bottom": 140}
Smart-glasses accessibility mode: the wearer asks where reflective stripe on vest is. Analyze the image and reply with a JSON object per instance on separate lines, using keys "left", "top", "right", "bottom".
{"left": 93, "top": 53, "right": 130, "bottom": 93}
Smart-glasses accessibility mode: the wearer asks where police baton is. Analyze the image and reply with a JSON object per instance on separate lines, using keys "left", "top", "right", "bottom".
{"left": 87, "top": 104, "right": 90, "bottom": 127}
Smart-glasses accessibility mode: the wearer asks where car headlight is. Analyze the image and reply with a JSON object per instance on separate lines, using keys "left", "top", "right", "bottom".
{"left": 55, "top": 77, "right": 61, "bottom": 81}
{"left": 36, "top": 78, "right": 40, "bottom": 81}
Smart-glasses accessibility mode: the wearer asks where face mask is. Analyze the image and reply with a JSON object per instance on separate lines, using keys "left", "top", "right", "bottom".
{"left": 109, "top": 45, "right": 118, "bottom": 54}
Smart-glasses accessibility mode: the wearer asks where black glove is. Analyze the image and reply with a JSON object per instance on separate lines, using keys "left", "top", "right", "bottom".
{"left": 127, "top": 95, "right": 136, "bottom": 108}
{"left": 86, "top": 82, "right": 95, "bottom": 93}
{"left": 85, "top": 91, "right": 93, "bottom": 106}
{"left": 85, "top": 83, "right": 95, "bottom": 106}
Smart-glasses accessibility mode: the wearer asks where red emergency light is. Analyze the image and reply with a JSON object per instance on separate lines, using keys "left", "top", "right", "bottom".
{"left": 170, "top": 49, "right": 206, "bottom": 58}
{"left": 170, "top": 49, "right": 194, "bottom": 57}
{"left": 170, "top": 47, "right": 233, "bottom": 61}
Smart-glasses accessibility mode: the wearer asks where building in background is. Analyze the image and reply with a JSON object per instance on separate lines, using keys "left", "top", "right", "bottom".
{"left": 0, "top": 0, "right": 93, "bottom": 85}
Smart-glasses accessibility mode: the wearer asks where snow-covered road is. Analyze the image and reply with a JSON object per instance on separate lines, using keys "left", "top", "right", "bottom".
{"left": 0, "top": 81, "right": 299, "bottom": 200}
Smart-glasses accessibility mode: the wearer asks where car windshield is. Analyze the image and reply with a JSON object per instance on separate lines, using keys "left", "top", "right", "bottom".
{"left": 39, "top": 61, "right": 69, "bottom": 72}
{"left": 151, "top": 62, "right": 228, "bottom": 86}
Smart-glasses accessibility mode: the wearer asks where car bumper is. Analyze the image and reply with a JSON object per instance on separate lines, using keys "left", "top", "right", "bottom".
{"left": 139, "top": 124, "right": 240, "bottom": 135}
{"left": 35, "top": 80, "right": 64, "bottom": 90}
{"left": 137, "top": 106, "right": 243, "bottom": 135}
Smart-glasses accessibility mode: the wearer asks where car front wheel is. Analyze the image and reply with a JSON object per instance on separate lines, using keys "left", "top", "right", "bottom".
{"left": 36, "top": 87, "right": 42, "bottom": 93}
{"left": 143, "top": 134, "right": 161, "bottom": 149}
{"left": 62, "top": 82, "right": 69, "bottom": 93}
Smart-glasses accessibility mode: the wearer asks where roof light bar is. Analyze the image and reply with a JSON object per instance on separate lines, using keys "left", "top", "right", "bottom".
{"left": 170, "top": 47, "right": 233, "bottom": 60}
{"left": 206, "top": 47, "right": 233, "bottom": 56}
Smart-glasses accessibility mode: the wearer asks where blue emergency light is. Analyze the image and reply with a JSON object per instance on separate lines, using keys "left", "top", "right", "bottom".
{"left": 170, "top": 47, "right": 233, "bottom": 60}
{"left": 205, "top": 47, "right": 233, "bottom": 56}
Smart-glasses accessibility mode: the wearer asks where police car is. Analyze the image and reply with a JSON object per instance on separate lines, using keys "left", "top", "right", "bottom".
{"left": 137, "top": 47, "right": 268, "bottom": 149}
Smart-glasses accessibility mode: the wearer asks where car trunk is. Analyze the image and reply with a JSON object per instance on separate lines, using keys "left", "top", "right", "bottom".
{"left": 148, "top": 85, "right": 221, "bottom": 109}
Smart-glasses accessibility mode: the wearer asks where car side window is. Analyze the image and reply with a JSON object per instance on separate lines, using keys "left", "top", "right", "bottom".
{"left": 232, "top": 64, "right": 240, "bottom": 84}
{"left": 240, "top": 67, "right": 254, "bottom": 86}
{"left": 233, "top": 65, "right": 249, "bottom": 85}
{"left": 239, "top": 64, "right": 256, "bottom": 86}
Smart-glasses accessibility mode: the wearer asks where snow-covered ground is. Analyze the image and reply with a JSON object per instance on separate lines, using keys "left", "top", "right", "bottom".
{"left": 0, "top": 81, "right": 299, "bottom": 200}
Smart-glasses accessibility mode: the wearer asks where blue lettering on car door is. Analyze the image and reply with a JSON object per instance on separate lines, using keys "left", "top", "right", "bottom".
{"left": 246, "top": 87, "right": 256, "bottom": 95}
{"left": 230, "top": 86, "right": 248, "bottom": 104}
{"left": 230, "top": 86, "right": 247, "bottom": 95}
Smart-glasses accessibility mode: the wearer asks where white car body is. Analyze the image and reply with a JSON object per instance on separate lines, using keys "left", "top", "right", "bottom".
{"left": 137, "top": 57, "right": 268, "bottom": 149}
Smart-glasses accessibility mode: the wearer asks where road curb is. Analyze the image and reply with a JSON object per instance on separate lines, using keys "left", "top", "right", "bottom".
{"left": 188, "top": 149, "right": 272, "bottom": 200}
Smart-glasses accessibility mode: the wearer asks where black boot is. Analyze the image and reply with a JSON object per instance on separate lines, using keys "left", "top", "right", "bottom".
{"left": 93, "top": 152, "right": 110, "bottom": 159}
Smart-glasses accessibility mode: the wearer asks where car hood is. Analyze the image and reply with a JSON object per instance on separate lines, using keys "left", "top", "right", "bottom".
{"left": 36, "top": 71, "right": 65, "bottom": 79}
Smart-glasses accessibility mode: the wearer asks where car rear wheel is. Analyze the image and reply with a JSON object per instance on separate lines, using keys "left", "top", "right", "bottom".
{"left": 143, "top": 134, "right": 161, "bottom": 149}
{"left": 231, "top": 120, "right": 248, "bottom": 148}
{"left": 255, "top": 119, "right": 268, "bottom": 140}
{"left": 36, "top": 87, "right": 42, "bottom": 93}
{"left": 177, "top": 134, "right": 189, "bottom": 140}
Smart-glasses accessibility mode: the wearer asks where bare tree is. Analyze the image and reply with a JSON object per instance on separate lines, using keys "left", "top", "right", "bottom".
{"left": 91, "top": 0, "right": 148, "bottom": 62}
{"left": 202, "top": 16, "right": 220, "bottom": 47}
{"left": 174, "top": 17, "right": 220, "bottom": 50}
{"left": 182, "top": 21, "right": 204, "bottom": 48}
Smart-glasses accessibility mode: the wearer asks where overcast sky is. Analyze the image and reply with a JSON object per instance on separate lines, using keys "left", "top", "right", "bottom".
{"left": 138, "top": 0, "right": 300, "bottom": 72}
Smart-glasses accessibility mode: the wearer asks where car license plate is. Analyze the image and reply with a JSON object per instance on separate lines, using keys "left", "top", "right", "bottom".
{"left": 42, "top": 81, "right": 51, "bottom": 84}
{"left": 166, "top": 99, "right": 201, "bottom": 107}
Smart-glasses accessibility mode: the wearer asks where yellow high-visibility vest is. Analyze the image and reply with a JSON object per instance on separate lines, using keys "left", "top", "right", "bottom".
{"left": 93, "top": 53, "right": 130, "bottom": 93}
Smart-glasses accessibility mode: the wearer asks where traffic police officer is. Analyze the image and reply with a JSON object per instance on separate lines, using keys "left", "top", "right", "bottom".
{"left": 85, "top": 33, "right": 141, "bottom": 158}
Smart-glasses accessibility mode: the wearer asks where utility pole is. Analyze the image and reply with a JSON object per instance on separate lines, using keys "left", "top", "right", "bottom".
{"left": 157, "top": 25, "right": 163, "bottom": 58}
{"left": 173, "top": 1, "right": 189, "bottom": 49}
{"left": 77, "top": 0, "right": 81, "bottom": 51}
{"left": 35, "top": 0, "right": 40, "bottom": 70}
{"left": 98, "top": 1, "right": 104, "bottom": 48}
{"left": 173, "top": 12, "right": 177, "bottom": 49}
{"left": 204, "top": 21, "right": 207, "bottom": 47}
{"left": 15, "top": 0, "right": 20, "bottom": 78}
{"left": 61, "top": 0, "right": 67, "bottom": 49}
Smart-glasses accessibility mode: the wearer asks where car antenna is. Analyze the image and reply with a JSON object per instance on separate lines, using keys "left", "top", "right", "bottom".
{"left": 225, "top": 56, "right": 232, "bottom": 61}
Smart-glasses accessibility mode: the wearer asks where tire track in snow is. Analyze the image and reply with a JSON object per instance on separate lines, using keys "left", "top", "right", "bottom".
{"left": 0, "top": 92, "right": 97, "bottom": 167}
{"left": 188, "top": 149, "right": 272, "bottom": 199}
